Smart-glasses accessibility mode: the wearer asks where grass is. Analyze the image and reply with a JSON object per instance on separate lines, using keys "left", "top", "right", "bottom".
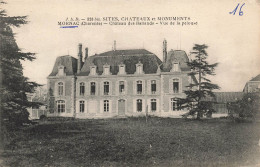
{"left": 1, "top": 117, "right": 260, "bottom": 167}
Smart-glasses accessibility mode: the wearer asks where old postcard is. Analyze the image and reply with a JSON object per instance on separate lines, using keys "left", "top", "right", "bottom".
{"left": 1, "top": 0, "right": 260, "bottom": 166}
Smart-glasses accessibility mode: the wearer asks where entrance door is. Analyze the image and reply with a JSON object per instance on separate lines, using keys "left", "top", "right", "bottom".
{"left": 118, "top": 99, "right": 126, "bottom": 116}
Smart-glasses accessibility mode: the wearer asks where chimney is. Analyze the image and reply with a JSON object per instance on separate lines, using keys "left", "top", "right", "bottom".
{"left": 77, "top": 43, "right": 82, "bottom": 73}
{"left": 163, "top": 39, "right": 167, "bottom": 63}
{"left": 84, "top": 47, "right": 88, "bottom": 61}
{"left": 113, "top": 40, "right": 116, "bottom": 51}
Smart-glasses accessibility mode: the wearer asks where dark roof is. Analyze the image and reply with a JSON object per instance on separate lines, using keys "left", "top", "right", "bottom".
{"left": 250, "top": 74, "right": 260, "bottom": 81}
{"left": 162, "top": 50, "right": 190, "bottom": 72}
{"left": 49, "top": 55, "right": 78, "bottom": 76}
{"left": 78, "top": 49, "right": 162, "bottom": 75}
{"left": 202, "top": 92, "right": 244, "bottom": 103}
{"left": 97, "top": 49, "right": 153, "bottom": 57}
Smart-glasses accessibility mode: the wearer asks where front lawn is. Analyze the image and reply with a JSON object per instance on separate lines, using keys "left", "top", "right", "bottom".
{"left": 1, "top": 117, "right": 260, "bottom": 166}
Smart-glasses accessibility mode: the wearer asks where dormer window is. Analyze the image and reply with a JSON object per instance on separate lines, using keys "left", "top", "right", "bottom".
{"left": 173, "top": 63, "right": 179, "bottom": 71}
{"left": 171, "top": 62, "right": 180, "bottom": 72}
{"left": 135, "top": 61, "right": 143, "bottom": 74}
{"left": 57, "top": 65, "right": 65, "bottom": 76}
{"left": 90, "top": 66, "right": 96, "bottom": 75}
{"left": 103, "top": 64, "right": 110, "bottom": 75}
{"left": 118, "top": 63, "right": 126, "bottom": 75}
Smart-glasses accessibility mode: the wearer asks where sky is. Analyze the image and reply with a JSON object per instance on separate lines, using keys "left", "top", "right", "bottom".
{"left": 3, "top": 0, "right": 260, "bottom": 91}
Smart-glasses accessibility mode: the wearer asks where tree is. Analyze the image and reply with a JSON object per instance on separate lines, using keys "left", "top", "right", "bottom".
{"left": 182, "top": 44, "right": 220, "bottom": 119}
{"left": 228, "top": 93, "right": 260, "bottom": 120}
{"left": 0, "top": 2, "right": 41, "bottom": 128}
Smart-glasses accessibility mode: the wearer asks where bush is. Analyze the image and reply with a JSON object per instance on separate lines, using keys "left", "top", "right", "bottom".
{"left": 39, "top": 115, "right": 47, "bottom": 120}
{"left": 228, "top": 93, "right": 260, "bottom": 121}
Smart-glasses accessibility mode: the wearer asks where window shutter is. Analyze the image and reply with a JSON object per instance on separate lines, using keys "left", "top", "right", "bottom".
{"left": 100, "top": 82, "right": 103, "bottom": 96}
{"left": 116, "top": 81, "right": 119, "bottom": 95}
{"left": 169, "top": 79, "right": 172, "bottom": 94}
{"left": 76, "top": 82, "right": 78, "bottom": 96}
{"left": 147, "top": 80, "right": 151, "bottom": 95}
{"left": 109, "top": 100, "right": 112, "bottom": 113}
{"left": 143, "top": 80, "right": 145, "bottom": 95}
{"left": 95, "top": 82, "right": 98, "bottom": 95}
{"left": 148, "top": 99, "right": 151, "bottom": 112}
{"left": 157, "top": 98, "right": 160, "bottom": 112}
{"left": 55, "top": 82, "right": 58, "bottom": 96}
{"left": 76, "top": 100, "right": 79, "bottom": 113}
{"left": 109, "top": 81, "right": 112, "bottom": 95}
{"left": 63, "top": 82, "right": 65, "bottom": 96}
{"left": 143, "top": 99, "right": 146, "bottom": 113}
{"left": 125, "top": 81, "right": 127, "bottom": 94}
{"left": 100, "top": 100, "right": 103, "bottom": 113}
{"left": 180, "top": 78, "right": 182, "bottom": 93}
{"left": 133, "top": 81, "right": 136, "bottom": 95}
{"left": 85, "top": 82, "right": 88, "bottom": 95}
{"left": 133, "top": 99, "right": 136, "bottom": 113}
{"left": 85, "top": 101, "right": 88, "bottom": 113}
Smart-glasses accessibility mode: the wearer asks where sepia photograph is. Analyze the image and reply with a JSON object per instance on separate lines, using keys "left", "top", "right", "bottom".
{"left": 0, "top": 0, "right": 260, "bottom": 166}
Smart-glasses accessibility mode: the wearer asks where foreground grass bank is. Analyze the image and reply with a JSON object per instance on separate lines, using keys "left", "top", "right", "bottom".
{"left": 2, "top": 117, "right": 260, "bottom": 167}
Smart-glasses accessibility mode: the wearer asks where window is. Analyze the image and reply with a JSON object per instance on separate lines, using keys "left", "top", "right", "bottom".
{"left": 119, "top": 81, "right": 125, "bottom": 93}
{"left": 57, "top": 100, "right": 65, "bottom": 113}
{"left": 137, "top": 81, "right": 142, "bottom": 94}
{"left": 79, "top": 82, "right": 85, "bottom": 96}
{"left": 119, "top": 65, "right": 125, "bottom": 74}
{"left": 173, "top": 79, "right": 179, "bottom": 93}
{"left": 137, "top": 99, "right": 142, "bottom": 112}
{"left": 136, "top": 65, "right": 143, "bottom": 74}
{"left": 79, "top": 101, "right": 85, "bottom": 113}
{"left": 58, "top": 66, "right": 65, "bottom": 76}
{"left": 173, "top": 63, "right": 179, "bottom": 71}
{"left": 151, "top": 99, "right": 156, "bottom": 112}
{"left": 58, "top": 82, "right": 64, "bottom": 96}
{"left": 90, "top": 82, "right": 96, "bottom": 95}
{"left": 104, "top": 100, "right": 109, "bottom": 112}
{"left": 104, "top": 66, "right": 110, "bottom": 75}
{"left": 90, "top": 67, "right": 96, "bottom": 75}
{"left": 151, "top": 80, "right": 156, "bottom": 94}
{"left": 104, "top": 82, "right": 109, "bottom": 95}
{"left": 171, "top": 98, "right": 181, "bottom": 111}
{"left": 171, "top": 98, "right": 176, "bottom": 111}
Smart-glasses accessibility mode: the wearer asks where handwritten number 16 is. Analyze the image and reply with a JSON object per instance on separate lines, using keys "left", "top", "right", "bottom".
{"left": 229, "top": 3, "right": 245, "bottom": 16}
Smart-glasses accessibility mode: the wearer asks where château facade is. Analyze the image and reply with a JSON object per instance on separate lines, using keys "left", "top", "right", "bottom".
{"left": 47, "top": 40, "right": 197, "bottom": 118}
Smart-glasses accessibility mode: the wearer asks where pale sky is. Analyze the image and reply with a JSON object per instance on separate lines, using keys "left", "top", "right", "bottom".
{"left": 4, "top": 0, "right": 260, "bottom": 91}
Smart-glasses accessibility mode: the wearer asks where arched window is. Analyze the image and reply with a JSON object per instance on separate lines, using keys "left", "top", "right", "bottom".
{"left": 104, "top": 100, "right": 109, "bottom": 112}
{"left": 104, "top": 81, "right": 109, "bottom": 95}
{"left": 57, "top": 100, "right": 65, "bottom": 113}
{"left": 151, "top": 99, "right": 157, "bottom": 112}
{"left": 58, "top": 82, "right": 64, "bottom": 96}
{"left": 119, "top": 81, "right": 125, "bottom": 94}
{"left": 137, "top": 80, "right": 142, "bottom": 94}
{"left": 173, "top": 79, "right": 179, "bottom": 93}
{"left": 80, "top": 82, "right": 85, "bottom": 96}
{"left": 137, "top": 99, "right": 142, "bottom": 112}
{"left": 79, "top": 100, "right": 85, "bottom": 113}
{"left": 90, "top": 82, "right": 96, "bottom": 95}
{"left": 171, "top": 98, "right": 181, "bottom": 111}
{"left": 151, "top": 80, "right": 156, "bottom": 94}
